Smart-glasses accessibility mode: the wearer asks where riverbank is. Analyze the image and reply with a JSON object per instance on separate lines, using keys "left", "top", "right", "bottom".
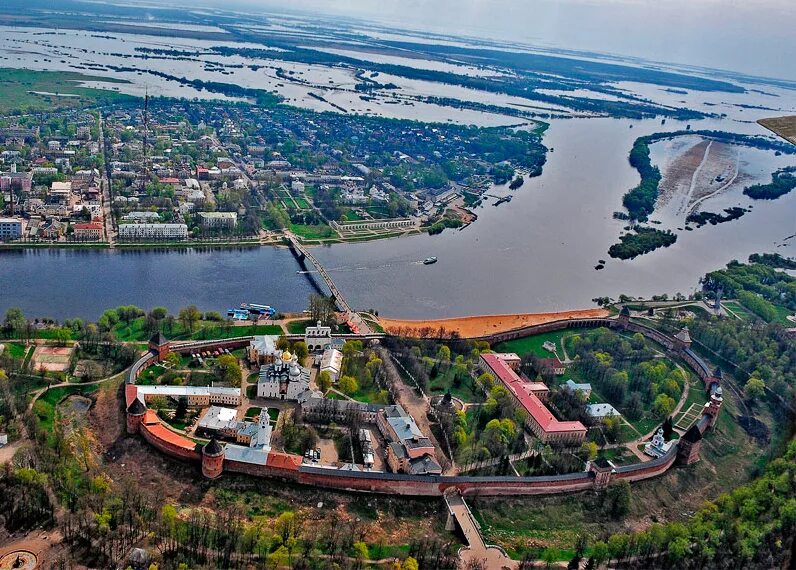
{"left": 378, "top": 309, "right": 610, "bottom": 338}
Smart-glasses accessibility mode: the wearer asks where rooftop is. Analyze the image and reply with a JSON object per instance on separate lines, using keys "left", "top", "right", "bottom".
{"left": 481, "top": 353, "right": 586, "bottom": 434}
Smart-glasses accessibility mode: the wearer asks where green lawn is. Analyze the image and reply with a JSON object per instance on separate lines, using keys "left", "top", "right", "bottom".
{"left": 294, "top": 197, "right": 310, "bottom": 209}
{"left": 287, "top": 319, "right": 313, "bottom": 334}
{"left": 289, "top": 223, "right": 334, "bottom": 240}
{"left": 0, "top": 68, "right": 135, "bottom": 114}
{"left": 341, "top": 209, "right": 363, "bottom": 221}
{"left": 4, "top": 342, "right": 27, "bottom": 359}
{"left": 495, "top": 329, "right": 589, "bottom": 359}
{"left": 245, "top": 406, "right": 262, "bottom": 418}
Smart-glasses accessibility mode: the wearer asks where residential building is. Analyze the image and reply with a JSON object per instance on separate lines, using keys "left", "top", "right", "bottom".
{"left": 198, "top": 211, "right": 237, "bottom": 230}
{"left": 123, "top": 211, "right": 161, "bottom": 223}
{"left": 118, "top": 223, "right": 188, "bottom": 241}
{"left": 586, "top": 403, "right": 621, "bottom": 420}
{"left": 0, "top": 217, "right": 24, "bottom": 240}
{"left": 247, "top": 335, "right": 280, "bottom": 365}
{"left": 73, "top": 222, "right": 103, "bottom": 241}
{"left": 564, "top": 379, "right": 593, "bottom": 398}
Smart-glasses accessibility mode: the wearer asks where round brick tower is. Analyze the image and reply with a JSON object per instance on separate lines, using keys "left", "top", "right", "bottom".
{"left": 202, "top": 438, "right": 225, "bottom": 479}
{"left": 126, "top": 398, "right": 147, "bottom": 434}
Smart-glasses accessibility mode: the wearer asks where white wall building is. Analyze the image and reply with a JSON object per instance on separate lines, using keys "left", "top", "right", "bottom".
{"left": 320, "top": 348, "right": 343, "bottom": 382}
{"left": 118, "top": 223, "right": 188, "bottom": 241}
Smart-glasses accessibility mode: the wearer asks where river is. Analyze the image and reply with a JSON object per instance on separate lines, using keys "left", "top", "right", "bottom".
{"left": 2, "top": 116, "right": 794, "bottom": 321}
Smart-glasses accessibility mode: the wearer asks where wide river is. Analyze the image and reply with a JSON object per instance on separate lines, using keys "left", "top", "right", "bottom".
{"left": 2, "top": 116, "right": 795, "bottom": 321}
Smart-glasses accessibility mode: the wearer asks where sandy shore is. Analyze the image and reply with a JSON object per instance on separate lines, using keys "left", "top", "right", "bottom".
{"left": 378, "top": 308, "right": 610, "bottom": 338}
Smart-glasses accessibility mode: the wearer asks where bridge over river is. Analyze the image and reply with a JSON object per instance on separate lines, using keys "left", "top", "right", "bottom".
{"left": 285, "top": 233, "right": 372, "bottom": 335}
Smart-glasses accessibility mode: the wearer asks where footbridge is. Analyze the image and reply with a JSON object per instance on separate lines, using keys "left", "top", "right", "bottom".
{"left": 285, "top": 233, "right": 371, "bottom": 335}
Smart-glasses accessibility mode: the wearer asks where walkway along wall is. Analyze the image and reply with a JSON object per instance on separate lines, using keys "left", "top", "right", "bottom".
{"left": 123, "top": 320, "right": 717, "bottom": 497}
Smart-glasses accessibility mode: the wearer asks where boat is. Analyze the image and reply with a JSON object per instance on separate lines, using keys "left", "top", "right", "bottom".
{"left": 493, "top": 195, "right": 513, "bottom": 206}
{"left": 239, "top": 303, "right": 277, "bottom": 318}
{"left": 423, "top": 257, "right": 438, "bottom": 265}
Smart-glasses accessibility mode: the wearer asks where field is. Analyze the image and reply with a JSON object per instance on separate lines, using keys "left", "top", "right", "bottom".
{"left": 112, "top": 317, "right": 282, "bottom": 342}
{"left": 289, "top": 223, "right": 335, "bottom": 240}
{"left": 758, "top": 115, "right": 796, "bottom": 145}
{"left": 0, "top": 68, "right": 135, "bottom": 114}
{"left": 494, "top": 328, "right": 583, "bottom": 359}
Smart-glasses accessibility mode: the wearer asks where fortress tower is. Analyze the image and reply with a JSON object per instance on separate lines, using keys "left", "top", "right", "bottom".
{"left": 703, "top": 387, "right": 724, "bottom": 429}
{"left": 201, "top": 438, "right": 225, "bottom": 479}
{"left": 617, "top": 306, "right": 631, "bottom": 328}
{"left": 677, "top": 424, "right": 702, "bottom": 465}
{"left": 148, "top": 332, "right": 171, "bottom": 362}
{"left": 126, "top": 398, "right": 147, "bottom": 434}
{"left": 673, "top": 326, "right": 693, "bottom": 352}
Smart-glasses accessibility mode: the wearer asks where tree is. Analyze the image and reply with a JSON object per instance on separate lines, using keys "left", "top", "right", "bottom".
{"left": 308, "top": 294, "right": 335, "bottom": 326}
{"left": 339, "top": 375, "right": 358, "bottom": 395}
{"left": 353, "top": 541, "right": 369, "bottom": 566}
{"left": 317, "top": 371, "right": 332, "bottom": 393}
{"left": 175, "top": 397, "right": 188, "bottom": 420}
{"left": 292, "top": 341, "right": 309, "bottom": 361}
{"left": 276, "top": 336, "right": 290, "bottom": 351}
{"left": 580, "top": 441, "right": 598, "bottom": 461}
{"left": 178, "top": 305, "right": 202, "bottom": 334}
{"left": 606, "top": 480, "right": 631, "bottom": 518}
{"left": 402, "top": 558, "right": 419, "bottom": 570}
{"left": 744, "top": 377, "right": 765, "bottom": 401}
{"left": 3, "top": 307, "right": 26, "bottom": 334}
{"left": 215, "top": 354, "right": 242, "bottom": 387}
{"left": 652, "top": 393, "right": 676, "bottom": 419}
{"left": 436, "top": 345, "right": 451, "bottom": 364}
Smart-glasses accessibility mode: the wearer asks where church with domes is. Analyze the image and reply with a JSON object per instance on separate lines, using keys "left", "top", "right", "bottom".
{"left": 257, "top": 349, "right": 311, "bottom": 400}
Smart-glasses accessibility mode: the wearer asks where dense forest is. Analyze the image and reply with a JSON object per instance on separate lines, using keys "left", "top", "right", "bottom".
{"left": 743, "top": 165, "right": 796, "bottom": 200}
{"left": 608, "top": 227, "right": 677, "bottom": 259}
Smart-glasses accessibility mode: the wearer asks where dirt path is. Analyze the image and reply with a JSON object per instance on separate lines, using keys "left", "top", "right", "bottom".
{"left": 679, "top": 140, "right": 713, "bottom": 214}
{"left": 686, "top": 147, "right": 740, "bottom": 215}
{"left": 378, "top": 308, "right": 609, "bottom": 338}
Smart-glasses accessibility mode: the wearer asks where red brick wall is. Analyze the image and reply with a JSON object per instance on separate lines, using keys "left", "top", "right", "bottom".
{"left": 140, "top": 423, "right": 201, "bottom": 462}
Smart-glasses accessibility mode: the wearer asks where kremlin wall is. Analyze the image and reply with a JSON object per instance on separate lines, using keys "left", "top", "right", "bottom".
{"left": 124, "top": 313, "right": 723, "bottom": 497}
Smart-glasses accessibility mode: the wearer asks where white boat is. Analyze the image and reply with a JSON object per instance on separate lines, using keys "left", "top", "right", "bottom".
{"left": 423, "top": 257, "right": 438, "bottom": 265}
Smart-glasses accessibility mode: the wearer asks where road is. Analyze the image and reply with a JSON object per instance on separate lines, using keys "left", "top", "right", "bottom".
{"left": 98, "top": 112, "right": 116, "bottom": 247}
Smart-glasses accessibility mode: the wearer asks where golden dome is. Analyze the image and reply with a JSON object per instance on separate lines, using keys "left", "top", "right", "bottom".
{"left": 281, "top": 350, "right": 292, "bottom": 362}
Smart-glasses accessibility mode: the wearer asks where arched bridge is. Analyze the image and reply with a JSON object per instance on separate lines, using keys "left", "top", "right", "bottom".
{"left": 285, "top": 233, "right": 371, "bottom": 335}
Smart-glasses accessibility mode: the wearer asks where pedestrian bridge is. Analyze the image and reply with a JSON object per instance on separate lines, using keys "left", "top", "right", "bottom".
{"left": 285, "top": 233, "right": 371, "bottom": 335}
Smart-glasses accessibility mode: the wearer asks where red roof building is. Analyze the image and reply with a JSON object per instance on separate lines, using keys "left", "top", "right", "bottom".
{"left": 73, "top": 222, "right": 103, "bottom": 241}
{"left": 480, "top": 353, "right": 586, "bottom": 445}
